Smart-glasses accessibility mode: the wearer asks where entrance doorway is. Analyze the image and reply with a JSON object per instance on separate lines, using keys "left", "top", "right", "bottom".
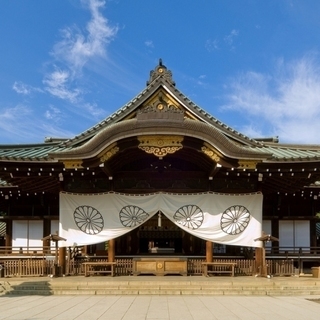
{"left": 138, "top": 214, "right": 182, "bottom": 254}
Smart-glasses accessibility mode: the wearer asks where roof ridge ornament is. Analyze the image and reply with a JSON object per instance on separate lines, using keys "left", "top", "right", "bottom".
{"left": 147, "top": 59, "right": 176, "bottom": 86}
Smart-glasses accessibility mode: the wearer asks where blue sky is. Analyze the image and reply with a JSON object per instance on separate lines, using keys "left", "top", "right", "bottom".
{"left": 1, "top": 0, "right": 320, "bottom": 145}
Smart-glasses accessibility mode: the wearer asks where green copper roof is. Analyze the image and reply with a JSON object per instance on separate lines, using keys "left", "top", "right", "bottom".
{"left": 258, "top": 143, "right": 320, "bottom": 162}
{"left": 0, "top": 142, "right": 70, "bottom": 162}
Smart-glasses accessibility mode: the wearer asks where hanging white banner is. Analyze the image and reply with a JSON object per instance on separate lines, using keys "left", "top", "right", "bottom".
{"left": 59, "top": 192, "right": 263, "bottom": 248}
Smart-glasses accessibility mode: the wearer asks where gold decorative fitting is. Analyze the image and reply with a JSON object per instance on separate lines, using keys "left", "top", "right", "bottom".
{"left": 238, "top": 160, "right": 259, "bottom": 169}
{"left": 62, "top": 160, "right": 83, "bottom": 169}
{"left": 142, "top": 89, "right": 180, "bottom": 110}
{"left": 138, "top": 135, "right": 183, "bottom": 158}
{"left": 100, "top": 144, "right": 119, "bottom": 163}
{"left": 201, "top": 144, "right": 220, "bottom": 163}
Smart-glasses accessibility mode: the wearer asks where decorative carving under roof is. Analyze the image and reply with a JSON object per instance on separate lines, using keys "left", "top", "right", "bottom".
{"left": 201, "top": 143, "right": 221, "bottom": 163}
{"left": 138, "top": 135, "right": 183, "bottom": 159}
{"left": 147, "top": 59, "right": 175, "bottom": 86}
{"left": 99, "top": 143, "right": 119, "bottom": 163}
{"left": 137, "top": 104, "right": 184, "bottom": 121}
{"left": 238, "top": 160, "right": 259, "bottom": 170}
{"left": 62, "top": 160, "right": 83, "bottom": 169}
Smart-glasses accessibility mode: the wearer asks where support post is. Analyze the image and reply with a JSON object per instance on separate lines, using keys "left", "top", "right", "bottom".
{"left": 43, "top": 219, "right": 51, "bottom": 254}
{"left": 206, "top": 241, "right": 213, "bottom": 262}
{"left": 108, "top": 238, "right": 115, "bottom": 262}
{"left": 59, "top": 247, "right": 66, "bottom": 275}
{"left": 5, "top": 220, "right": 12, "bottom": 254}
{"left": 255, "top": 247, "right": 267, "bottom": 276}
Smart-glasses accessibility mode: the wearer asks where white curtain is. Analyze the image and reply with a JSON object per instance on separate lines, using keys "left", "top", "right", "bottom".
{"left": 59, "top": 192, "right": 263, "bottom": 248}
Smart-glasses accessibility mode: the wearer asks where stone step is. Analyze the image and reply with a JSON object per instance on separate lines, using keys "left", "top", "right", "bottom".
{"left": 2, "top": 277, "right": 320, "bottom": 296}
{"left": 4, "top": 288, "right": 320, "bottom": 296}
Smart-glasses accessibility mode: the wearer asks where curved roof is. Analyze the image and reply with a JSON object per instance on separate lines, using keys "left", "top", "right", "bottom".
{"left": 1, "top": 61, "right": 320, "bottom": 165}
{"left": 49, "top": 117, "right": 271, "bottom": 162}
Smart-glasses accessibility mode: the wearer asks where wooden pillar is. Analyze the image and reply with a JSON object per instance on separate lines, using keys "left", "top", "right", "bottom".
{"left": 58, "top": 177, "right": 66, "bottom": 274}
{"left": 255, "top": 246, "right": 267, "bottom": 276}
{"left": 255, "top": 247, "right": 262, "bottom": 275}
{"left": 82, "top": 245, "right": 88, "bottom": 255}
{"left": 59, "top": 247, "right": 66, "bottom": 275}
{"left": 108, "top": 238, "right": 115, "bottom": 262}
{"left": 206, "top": 241, "right": 213, "bottom": 262}
{"left": 43, "top": 219, "right": 51, "bottom": 253}
{"left": 5, "top": 220, "right": 12, "bottom": 254}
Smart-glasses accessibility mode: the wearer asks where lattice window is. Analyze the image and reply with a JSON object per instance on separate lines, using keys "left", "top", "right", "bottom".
{"left": 0, "top": 221, "right": 5, "bottom": 237}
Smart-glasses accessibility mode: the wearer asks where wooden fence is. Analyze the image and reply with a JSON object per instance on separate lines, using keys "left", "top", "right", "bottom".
{"left": 266, "top": 259, "right": 296, "bottom": 276}
{"left": 0, "top": 257, "right": 296, "bottom": 277}
{"left": 0, "top": 259, "right": 55, "bottom": 277}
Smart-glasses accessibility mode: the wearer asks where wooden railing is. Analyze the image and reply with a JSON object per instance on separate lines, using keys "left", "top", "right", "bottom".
{"left": 0, "top": 246, "right": 54, "bottom": 256}
{"left": 266, "top": 259, "right": 295, "bottom": 276}
{"left": 0, "top": 257, "right": 297, "bottom": 277}
{"left": 0, "top": 259, "right": 55, "bottom": 277}
{"left": 265, "top": 246, "right": 320, "bottom": 255}
{"left": 2, "top": 246, "right": 320, "bottom": 257}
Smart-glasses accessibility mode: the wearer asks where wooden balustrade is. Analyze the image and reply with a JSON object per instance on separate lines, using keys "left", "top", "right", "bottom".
{"left": 0, "top": 254, "right": 297, "bottom": 278}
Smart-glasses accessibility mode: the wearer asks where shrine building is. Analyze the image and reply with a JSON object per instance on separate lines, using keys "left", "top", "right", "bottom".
{"left": 1, "top": 60, "right": 320, "bottom": 275}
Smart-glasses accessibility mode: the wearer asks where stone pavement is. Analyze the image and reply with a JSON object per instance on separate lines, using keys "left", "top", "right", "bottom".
{"left": 0, "top": 295, "right": 320, "bottom": 320}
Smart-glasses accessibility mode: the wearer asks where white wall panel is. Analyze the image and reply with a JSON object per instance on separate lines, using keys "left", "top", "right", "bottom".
{"left": 13, "top": 220, "right": 44, "bottom": 249}
{"left": 50, "top": 220, "right": 59, "bottom": 235}
{"left": 50, "top": 220, "right": 60, "bottom": 249}
{"left": 279, "top": 220, "right": 294, "bottom": 250}
{"left": 262, "top": 220, "right": 272, "bottom": 248}
{"left": 12, "top": 220, "right": 28, "bottom": 248}
{"left": 28, "top": 220, "right": 43, "bottom": 248}
{"left": 295, "top": 220, "right": 310, "bottom": 251}
{"left": 279, "top": 220, "right": 310, "bottom": 252}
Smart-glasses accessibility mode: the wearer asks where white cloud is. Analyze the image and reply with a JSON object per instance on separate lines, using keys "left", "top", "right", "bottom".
{"left": 40, "top": 123, "right": 75, "bottom": 140}
{"left": 11, "top": 0, "right": 117, "bottom": 107}
{"left": 0, "top": 105, "right": 31, "bottom": 121}
{"left": 0, "top": 104, "right": 75, "bottom": 143}
{"left": 206, "top": 30, "right": 239, "bottom": 52}
{"left": 45, "top": 105, "right": 63, "bottom": 123}
{"left": 52, "top": 0, "right": 117, "bottom": 73}
{"left": 0, "top": 105, "right": 35, "bottom": 141}
{"left": 83, "top": 102, "right": 106, "bottom": 119}
{"left": 205, "top": 39, "right": 219, "bottom": 52}
{"left": 222, "top": 54, "right": 320, "bottom": 143}
{"left": 12, "top": 82, "right": 31, "bottom": 95}
{"left": 44, "top": 0, "right": 117, "bottom": 102}
{"left": 145, "top": 40, "right": 154, "bottom": 48}
{"left": 12, "top": 81, "right": 42, "bottom": 95}
{"left": 224, "top": 29, "right": 239, "bottom": 49}
{"left": 197, "top": 74, "right": 208, "bottom": 86}
{"left": 43, "top": 68, "right": 81, "bottom": 102}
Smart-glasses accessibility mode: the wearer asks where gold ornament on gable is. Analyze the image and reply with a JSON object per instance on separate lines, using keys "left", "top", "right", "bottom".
{"left": 142, "top": 90, "right": 180, "bottom": 111}
{"left": 138, "top": 135, "right": 183, "bottom": 158}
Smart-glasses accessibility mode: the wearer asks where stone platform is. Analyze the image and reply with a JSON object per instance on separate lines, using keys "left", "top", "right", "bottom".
{"left": 1, "top": 274, "right": 320, "bottom": 296}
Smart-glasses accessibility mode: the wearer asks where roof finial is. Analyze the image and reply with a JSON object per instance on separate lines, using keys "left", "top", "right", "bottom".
{"left": 147, "top": 60, "right": 175, "bottom": 86}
